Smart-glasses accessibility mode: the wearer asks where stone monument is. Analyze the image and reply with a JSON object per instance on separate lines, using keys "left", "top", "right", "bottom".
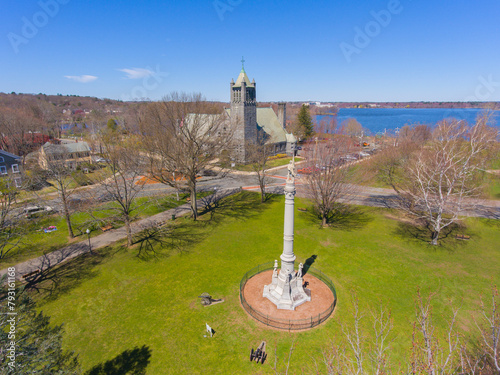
{"left": 263, "top": 157, "right": 311, "bottom": 310}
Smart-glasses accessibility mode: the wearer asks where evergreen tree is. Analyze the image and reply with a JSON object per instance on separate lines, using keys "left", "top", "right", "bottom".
{"left": 0, "top": 279, "right": 80, "bottom": 374}
{"left": 297, "top": 104, "right": 314, "bottom": 138}
{"left": 106, "top": 118, "right": 118, "bottom": 132}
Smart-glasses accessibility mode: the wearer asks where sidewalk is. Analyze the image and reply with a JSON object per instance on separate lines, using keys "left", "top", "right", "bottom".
{"left": 1, "top": 188, "right": 240, "bottom": 281}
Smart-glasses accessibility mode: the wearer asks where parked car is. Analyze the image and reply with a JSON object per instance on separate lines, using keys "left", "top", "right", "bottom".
{"left": 97, "top": 192, "right": 115, "bottom": 202}
{"left": 24, "top": 205, "right": 53, "bottom": 218}
{"left": 200, "top": 169, "right": 218, "bottom": 177}
{"left": 340, "top": 155, "right": 357, "bottom": 162}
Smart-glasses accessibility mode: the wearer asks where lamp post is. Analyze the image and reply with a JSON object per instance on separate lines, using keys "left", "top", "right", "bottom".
{"left": 86, "top": 228, "right": 92, "bottom": 254}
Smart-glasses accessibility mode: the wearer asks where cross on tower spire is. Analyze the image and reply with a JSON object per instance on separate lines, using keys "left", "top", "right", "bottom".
{"left": 241, "top": 56, "right": 245, "bottom": 72}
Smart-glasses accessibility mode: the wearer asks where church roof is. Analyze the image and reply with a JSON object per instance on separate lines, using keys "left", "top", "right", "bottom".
{"left": 233, "top": 68, "right": 254, "bottom": 88}
{"left": 256, "top": 107, "right": 287, "bottom": 143}
{"left": 225, "top": 107, "right": 293, "bottom": 145}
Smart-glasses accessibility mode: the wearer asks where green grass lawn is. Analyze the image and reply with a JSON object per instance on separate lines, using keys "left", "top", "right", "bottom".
{"left": 34, "top": 192, "right": 500, "bottom": 374}
{"left": 484, "top": 171, "right": 500, "bottom": 199}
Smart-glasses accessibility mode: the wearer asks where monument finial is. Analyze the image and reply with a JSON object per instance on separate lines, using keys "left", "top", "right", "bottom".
{"left": 241, "top": 56, "right": 246, "bottom": 72}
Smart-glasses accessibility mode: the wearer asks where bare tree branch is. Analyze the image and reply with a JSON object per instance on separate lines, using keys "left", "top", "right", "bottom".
{"left": 139, "top": 93, "right": 233, "bottom": 220}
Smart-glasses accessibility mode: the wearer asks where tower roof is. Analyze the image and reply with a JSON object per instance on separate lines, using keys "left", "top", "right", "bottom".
{"left": 233, "top": 69, "right": 254, "bottom": 88}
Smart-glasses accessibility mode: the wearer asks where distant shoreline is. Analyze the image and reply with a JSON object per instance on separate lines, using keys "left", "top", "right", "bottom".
{"left": 305, "top": 102, "right": 499, "bottom": 110}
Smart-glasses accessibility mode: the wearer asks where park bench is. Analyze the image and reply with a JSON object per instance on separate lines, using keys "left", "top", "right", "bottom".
{"left": 455, "top": 234, "right": 471, "bottom": 240}
{"left": 22, "top": 270, "right": 40, "bottom": 280}
{"left": 101, "top": 224, "right": 113, "bottom": 232}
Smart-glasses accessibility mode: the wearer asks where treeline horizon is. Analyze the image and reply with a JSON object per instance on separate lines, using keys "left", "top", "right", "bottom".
{"left": 1, "top": 92, "right": 498, "bottom": 109}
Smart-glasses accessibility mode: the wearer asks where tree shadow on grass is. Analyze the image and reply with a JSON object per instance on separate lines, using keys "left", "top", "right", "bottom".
{"left": 481, "top": 217, "right": 500, "bottom": 228}
{"left": 86, "top": 345, "right": 151, "bottom": 375}
{"left": 131, "top": 220, "right": 206, "bottom": 261}
{"left": 132, "top": 226, "right": 173, "bottom": 261}
{"left": 198, "top": 190, "right": 278, "bottom": 224}
{"left": 26, "top": 245, "right": 123, "bottom": 303}
{"left": 300, "top": 204, "right": 373, "bottom": 231}
{"left": 393, "top": 221, "right": 471, "bottom": 251}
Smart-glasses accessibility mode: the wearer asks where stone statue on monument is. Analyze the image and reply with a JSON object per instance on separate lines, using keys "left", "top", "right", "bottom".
{"left": 297, "top": 263, "right": 303, "bottom": 278}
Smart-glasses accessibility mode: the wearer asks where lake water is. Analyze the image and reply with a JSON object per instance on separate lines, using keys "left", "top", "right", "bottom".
{"left": 315, "top": 108, "right": 499, "bottom": 134}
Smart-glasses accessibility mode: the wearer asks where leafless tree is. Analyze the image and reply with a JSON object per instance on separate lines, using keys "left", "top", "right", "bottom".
{"left": 303, "top": 136, "right": 358, "bottom": 226}
{"left": 0, "top": 177, "right": 24, "bottom": 259}
{"left": 316, "top": 115, "right": 338, "bottom": 137}
{"left": 0, "top": 105, "right": 44, "bottom": 164}
{"left": 409, "top": 290, "right": 462, "bottom": 375}
{"left": 273, "top": 339, "right": 297, "bottom": 375}
{"left": 139, "top": 93, "right": 232, "bottom": 220}
{"left": 246, "top": 135, "right": 274, "bottom": 203}
{"left": 399, "top": 123, "right": 433, "bottom": 144}
{"left": 341, "top": 118, "right": 366, "bottom": 146}
{"left": 94, "top": 133, "right": 147, "bottom": 246}
{"left": 321, "top": 288, "right": 500, "bottom": 375}
{"left": 270, "top": 286, "right": 500, "bottom": 374}
{"left": 323, "top": 293, "right": 393, "bottom": 375}
{"left": 370, "top": 141, "right": 419, "bottom": 195}
{"left": 472, "top": 285, "right": 500, "bottom": 374}
{"left": 390, "top": 113, "right": 498, "bottom": 245}
{"left": 35, "top": 149, "right": 90, "bottom": 239}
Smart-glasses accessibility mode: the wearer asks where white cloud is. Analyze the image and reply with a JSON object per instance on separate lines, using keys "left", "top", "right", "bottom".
{"left": 118, "top": 68, "right": 154, "bottom": 79}
{"left": 64, "top": 75, "right": 98, "bottom": 83}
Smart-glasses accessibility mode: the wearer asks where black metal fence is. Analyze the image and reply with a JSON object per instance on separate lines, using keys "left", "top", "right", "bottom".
{"left": 239, "top": 262, "right": 337, "bottom": 330}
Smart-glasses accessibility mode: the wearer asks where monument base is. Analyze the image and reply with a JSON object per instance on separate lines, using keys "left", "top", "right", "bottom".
{"left": 263, "top": 269, "right": 311, "bottom": 310}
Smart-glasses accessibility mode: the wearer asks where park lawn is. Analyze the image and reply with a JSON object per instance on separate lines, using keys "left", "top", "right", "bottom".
{"left": 0, "top": 194, "right": 192, "bottom": 269}
{"left": 36, "top": 192, "right": 500, "bottom": 374}
{"left": 485, "top": 172, "right": 500, "bottom": 199}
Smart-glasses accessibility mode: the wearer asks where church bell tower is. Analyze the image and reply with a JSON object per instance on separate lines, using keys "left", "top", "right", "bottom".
{"left": 230, "top": 57, "right": 257, "bottom": 162}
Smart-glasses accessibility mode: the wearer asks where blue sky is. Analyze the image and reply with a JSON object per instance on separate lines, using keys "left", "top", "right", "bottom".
{"left": 1, "top": 0, "right": 499, "bottom": 102}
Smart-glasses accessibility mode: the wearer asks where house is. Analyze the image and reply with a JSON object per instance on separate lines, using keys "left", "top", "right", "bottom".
{"left": 39, "top": 140, "right": 92, "bottom": 170}
{"left": 0, "top": 150, "right": 22, "bottom": 188}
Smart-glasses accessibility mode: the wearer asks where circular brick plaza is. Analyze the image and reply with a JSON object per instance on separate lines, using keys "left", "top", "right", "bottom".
{"left": 240, "top": 264, "right": 337, "bottom": 330}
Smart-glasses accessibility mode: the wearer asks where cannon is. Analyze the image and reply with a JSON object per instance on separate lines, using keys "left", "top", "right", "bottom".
{"left": 250, "top": 341, "right": 267, "bottom": 364}
{"left": 198, "top": 292, "right": 212, "bottom": 306}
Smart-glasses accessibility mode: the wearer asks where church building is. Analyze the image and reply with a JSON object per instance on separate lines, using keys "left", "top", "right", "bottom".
{"left": 226, "top": 64, "right": 296, "bottom": 162}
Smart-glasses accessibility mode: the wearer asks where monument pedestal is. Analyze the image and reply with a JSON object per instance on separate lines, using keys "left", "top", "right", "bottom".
{"left": 263, "top": 267, "right": 311, "bottom": 310}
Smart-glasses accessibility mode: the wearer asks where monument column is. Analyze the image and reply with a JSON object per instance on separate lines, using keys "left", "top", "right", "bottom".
{"left": 280, "top": 170, "right": 296, "bottom": 276}
{"left": 263, "top": 157, "right": 311, "bottom": 310}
